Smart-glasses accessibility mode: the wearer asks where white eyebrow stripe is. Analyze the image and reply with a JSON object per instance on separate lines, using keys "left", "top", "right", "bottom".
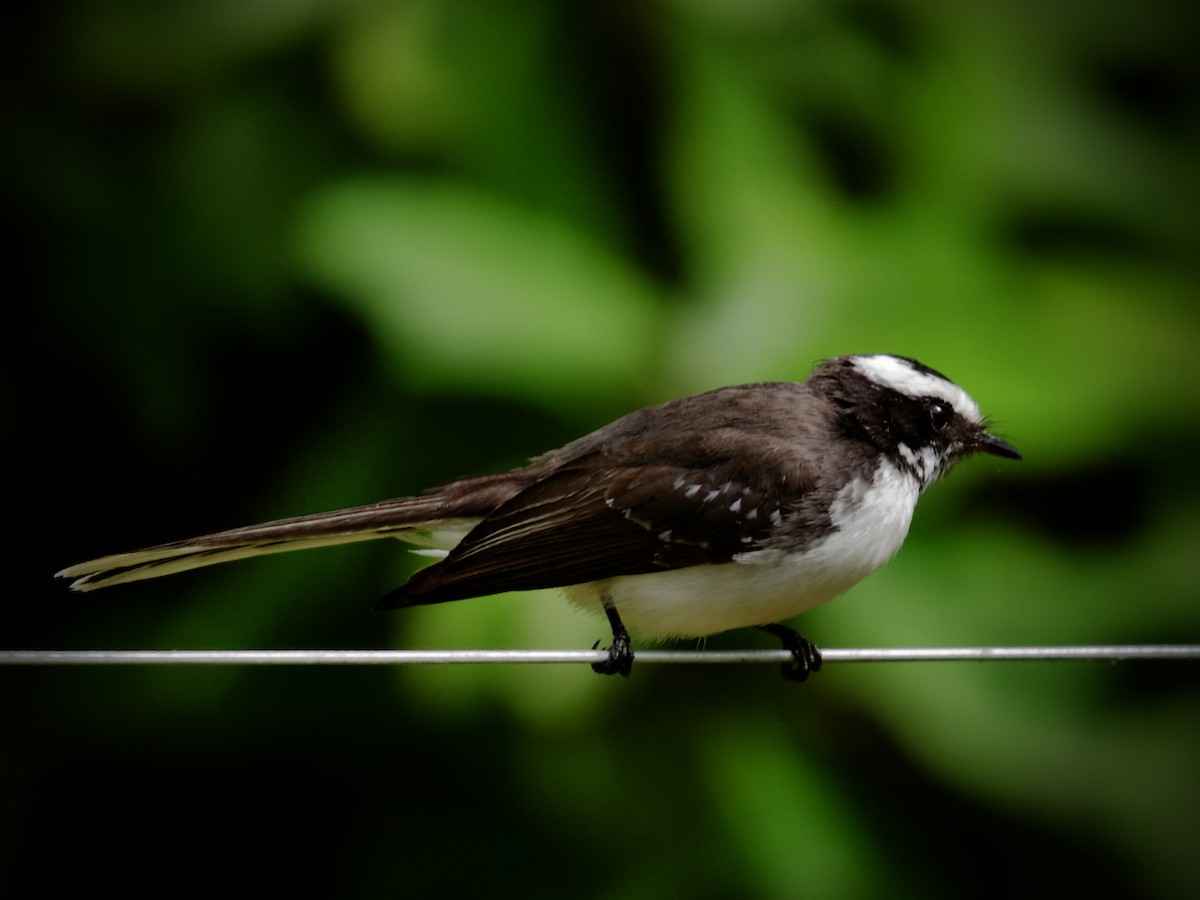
{"left": 852, "top": 355, "right": 982, "bottom": 423}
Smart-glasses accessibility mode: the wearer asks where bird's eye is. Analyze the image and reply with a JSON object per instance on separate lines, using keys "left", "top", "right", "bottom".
{"left": 927, "top": 401, "right": 952, "bottom": 430}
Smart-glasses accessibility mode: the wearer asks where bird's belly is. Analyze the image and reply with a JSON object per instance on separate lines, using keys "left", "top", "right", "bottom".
{"left": 565, "top": 561, "right": 848, "bottom": 639}
{"left": 567, "top": 461, "right": 920, "bottom": 639}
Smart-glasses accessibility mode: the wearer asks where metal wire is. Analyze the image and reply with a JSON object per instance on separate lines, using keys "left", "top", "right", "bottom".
{"left": 1, "top": 645, "right": 1197, "bottom": 666}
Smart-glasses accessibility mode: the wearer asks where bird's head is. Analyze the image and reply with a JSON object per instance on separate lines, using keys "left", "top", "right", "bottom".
{"left": 815, "top": 354, "right": 1021, "bottom": 488}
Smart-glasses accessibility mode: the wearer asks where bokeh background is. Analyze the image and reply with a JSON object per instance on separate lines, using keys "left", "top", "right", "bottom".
{"left": 6, "top": 1, "right": 1199, "bottom": 897}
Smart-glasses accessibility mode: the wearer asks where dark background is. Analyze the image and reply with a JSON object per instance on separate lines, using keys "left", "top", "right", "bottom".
{"left": 6, "top": 2, "right": 1199, "bottom": 897}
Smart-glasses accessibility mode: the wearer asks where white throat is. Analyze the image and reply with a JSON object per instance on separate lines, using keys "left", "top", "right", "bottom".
{"left": 897, "top": 442, "right": 946, "bottom": 490}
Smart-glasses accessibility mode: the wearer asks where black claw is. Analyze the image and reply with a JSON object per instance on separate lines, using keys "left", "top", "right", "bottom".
{"left": 591, "top": 631, "right": 634, "bottom": 677}
{"left": 591, "top": 601, "right": 635, "bottom": 677}
{"left": 758, "top": 624, "right": 823, "bottom": 683}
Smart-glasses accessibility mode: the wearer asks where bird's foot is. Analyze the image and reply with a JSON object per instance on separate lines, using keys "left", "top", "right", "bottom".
{"left": 758, "top": 624, "right": 823, "bottom": 682}
{"left": 591, "top": 631, "right": 634, "bottom": 677}
{"left": 592, "top": 601, "right": 634, "bottom": 677}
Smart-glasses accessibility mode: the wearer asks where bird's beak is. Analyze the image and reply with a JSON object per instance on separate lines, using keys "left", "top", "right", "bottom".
{"left": 974, "top": 431, "right": 1022, "bottom": 460}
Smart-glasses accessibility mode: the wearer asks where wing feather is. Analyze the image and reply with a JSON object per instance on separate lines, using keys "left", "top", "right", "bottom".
{"left": 380, "top": 461, "right": 803, "bottom": 608}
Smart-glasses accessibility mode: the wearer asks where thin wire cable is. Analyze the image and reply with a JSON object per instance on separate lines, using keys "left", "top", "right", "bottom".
{"left": 1, "top": 646, "right": 1198, "bottom": 666}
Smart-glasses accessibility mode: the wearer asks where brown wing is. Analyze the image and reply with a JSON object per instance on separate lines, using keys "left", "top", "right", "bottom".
{"left": 377, "top": 461, "right": 802, "bottom": 608}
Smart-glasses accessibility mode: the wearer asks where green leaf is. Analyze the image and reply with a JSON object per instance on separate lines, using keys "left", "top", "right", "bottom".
{"left": 296, "top": 176, "right": 663, "bottom": 408}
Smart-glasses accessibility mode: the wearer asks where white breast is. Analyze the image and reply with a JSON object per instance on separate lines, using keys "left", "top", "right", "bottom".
{"left": 567, "top": 460, "right": 922, "bottom": 639}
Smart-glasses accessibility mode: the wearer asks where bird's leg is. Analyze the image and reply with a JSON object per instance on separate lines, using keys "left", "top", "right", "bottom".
{"left": 758, "top": 624, "right": 823, "bottom": 682}
{"left": 591, "top": 597, "right": 634, "bottom": 677}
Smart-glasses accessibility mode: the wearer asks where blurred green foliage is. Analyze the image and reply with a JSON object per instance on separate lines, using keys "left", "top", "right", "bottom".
{"left": 7, "top": 1, "right": 1199, "bottom": 898}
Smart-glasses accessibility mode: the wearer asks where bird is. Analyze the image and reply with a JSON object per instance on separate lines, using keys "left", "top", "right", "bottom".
{"left": 57, "top": 354, "right": 1020, "bottom": 681}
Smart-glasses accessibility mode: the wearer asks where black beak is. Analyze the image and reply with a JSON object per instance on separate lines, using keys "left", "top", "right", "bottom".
{"left": 976, "top": 431, "right": 1022, "bottom": 460}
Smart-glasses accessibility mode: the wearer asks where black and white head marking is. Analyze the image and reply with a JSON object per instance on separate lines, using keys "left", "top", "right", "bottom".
{"left": 819, "top": 354, "right": 1013, "bottom": 489}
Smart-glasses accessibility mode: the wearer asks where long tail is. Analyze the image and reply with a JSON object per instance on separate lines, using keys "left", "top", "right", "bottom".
{"left": 56, "top": 473, "right": 527, "bottom": 592}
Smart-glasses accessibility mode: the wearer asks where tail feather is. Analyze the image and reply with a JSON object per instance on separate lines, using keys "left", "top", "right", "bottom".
{"left": 56, "top": 530, "right": 424, "bottom": 592}
{"left": 57, "top": 472, "right": 529, "bottom": 592}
